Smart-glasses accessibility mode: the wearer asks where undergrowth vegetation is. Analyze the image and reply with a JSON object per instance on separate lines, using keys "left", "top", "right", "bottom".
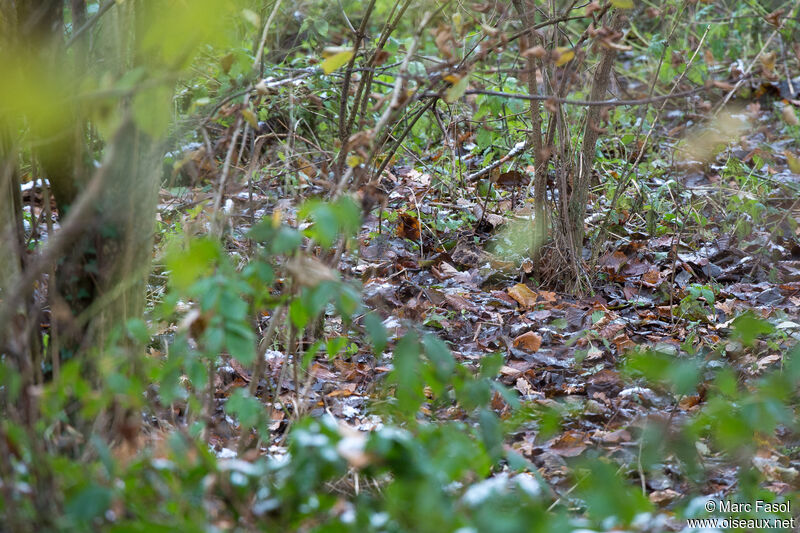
{"left": 2, "top": 0, "right": 800, "bottom": 531}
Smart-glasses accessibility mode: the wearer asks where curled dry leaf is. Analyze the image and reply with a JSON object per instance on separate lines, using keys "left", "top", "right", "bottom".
{"left": 585, "top": 1, "right": 602, "bottom": 16}
{"left": 765, "top": 8, "right": 785, "bottom": 27}
{"left": 433, "top": 25, "right": 454, "bottom": 60}
{"left": 515, "top": 376, "right": 536, "bottom": 396}
{"left": 521, "top": 45, "right": 546, "bottom": 59}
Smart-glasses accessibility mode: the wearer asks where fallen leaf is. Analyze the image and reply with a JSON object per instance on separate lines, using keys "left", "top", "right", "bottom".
{"left": 397, "top": 212, "right": 421, "bottom": 240}
{"left": 782, "top": 105, "right": 799, "bottom": 126}
{"left": 642, "top": 268, "right": 662, "bottom": 286}
{"left": 549, "top": 430, "right": 588, "bottom": 457}
{"left": 599, "top": 250, "right": 628, "bottom": 273}
{"left": 515, "top": 376, "right": 536, "bottom": 397}
{"left": 650, "top": 489, "right": 681, "bottom": 506}
{"left": 513, "top": 331, "right": 542, "bottom": 352}
{"left": 678, "top": 395, "right": 702, "bottom": 410}
{"left": 508, "top": 283, "right": 538, "bottom": 307}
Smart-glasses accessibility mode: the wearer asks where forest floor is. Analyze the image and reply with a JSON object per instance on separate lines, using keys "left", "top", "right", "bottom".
{"left": 141, "top": 79, "right": 800, "bottom": 525}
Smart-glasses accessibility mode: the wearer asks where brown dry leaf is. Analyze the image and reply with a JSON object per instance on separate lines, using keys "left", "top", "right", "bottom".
{"left": 294, "top": 156, "right": 318, "bottom": 178}
{"left": 760, "top": 51, "right": 777, "bottom": 75}
{"left": 612, "top": 333, "right": 635, "bottom": 353}
{"left": 508, "top": 283, "right": 538, "bottom": 307}
{"left": 599, "top": 250, "right": 628, "bottom": 273}
{"left": 521, "top": 45, "right": 546, "bottom": 59}
{"left": 538, "top": 290, "right": 557, "bottom": 303}
{"left": 285, "top": 255, "right": 339, "bottom": 287}
{"left": 598, "top": 320, "right": 625, "bottom": 340}
{"left": 228, "top": 358, "right": 251, "bottom": 382}
{"left": 641, "top": 268, "right": 662, "bottom": 287}
{"left": 327, "top": 389, "right": 354, "bottom": 398}
{"left": 513, "top": 331, "right": 542, "bottom": 352}
{"left": 650, "top": 489, "right": 681, "bottom": 506}
{"left": 549, "top": 430, "right": 588, "bottom": 457}
{"left": 515, "top": 376, "right": 536, "bottom": 397}
{"left": 712, "top": 79, "right": 735, "bottom": 91}
{"left": 397, "top": 212, "right": 421, "bottom": 240}
{"left": 585, "top": 344, "right": 604, "bottom": 361}
{"left": 433, "top": 25, "right": 454, "bottom": 59}
{"left": 678, "top": 395, "right": 702, "bottom": 410}
{"left": 585, "top": 1, "right": 601, "bottom": 16}
{"left": 499, "top": 365, "right": 523, "bottom": 377}
{"left": 444, "top": 293, "right": 477, "bottom": 313}
{"left": 597, "top": 428, "right": 631, "bottom": 444}
{"left": 495, "top": 170, "right": 526, "bottom": 187}
{"left": 782, "top": 105, "right": 799, "bottom": 126}
{"left": 373, "top": 49, "right": 390, "bottom": 66}
{"left": 310, "top": 363, "right": 337, "bottom": 380}
{"left": 757, "top": 354, "right": 782, "bottom": 371}
{"left": 765, "top": 8, "right": 785, "bottom": 26}
{"left": 752, "top": 455, "right": 800, "bottom": 483}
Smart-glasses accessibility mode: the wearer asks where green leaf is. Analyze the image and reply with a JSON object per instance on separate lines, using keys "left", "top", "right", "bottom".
{"left": 126, "top": 318, "right": 150, "bottom": 344}
{"left": 423, "top": 334, "right": 455, "bottom": 382}
{"left": 226, "top": 324, "right": 256, "bottom": 364}
{"left": 731, "top": 312, "right": 774, "bottom": 346}
{"left": 271, "top": 227, "right": 303, "bottom": 255}
{"left": 166, "top": 238, "right": 220, "bottom": 292}
{"left": 326, "top": 336, "right": 348, "bottom": 359}
{"left": 364, "top": 313, "right": 387, "bottom": 355}
{"left": 611, "top": 0, "right": 634, "bottom": 8}
{"left": 478, "top": 408, "right": 503, "bottom": 461}
{"left": 321, "top": 50, "right": 354, "bottom": 74}
{"left": 66, "top": 483, "right": 111, "bottom": 522}
{"left": 479, "top": 352, "right": 504, "bottom": 378}
{"left": 226, "top": 389, "right": 262, "bottom": 429}
{"left": 444, "top": 73, "right": 470, "bottom": 104}
{"left": 391, "top": 333, "right": 424, "bottom": 417}
{"left": 289, "top": 298, "right": 310, "bottom": 330}
{"left": 132, "top": 84, "right": 172, "bottom": 138}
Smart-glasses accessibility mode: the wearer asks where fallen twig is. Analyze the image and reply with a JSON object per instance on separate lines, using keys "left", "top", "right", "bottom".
{"left": 466, "top": 141, "right": 527, "bottom": 183}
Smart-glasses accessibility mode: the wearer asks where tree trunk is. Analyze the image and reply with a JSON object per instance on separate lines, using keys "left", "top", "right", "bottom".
{"left": 567, "top": 12, "right": 625, "bottom": 286}
{"left": 0, "top": 0, "right": 165, "bottom": 363}
{"left": 512, "top": 0, "right": 550, "bottom": 263}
